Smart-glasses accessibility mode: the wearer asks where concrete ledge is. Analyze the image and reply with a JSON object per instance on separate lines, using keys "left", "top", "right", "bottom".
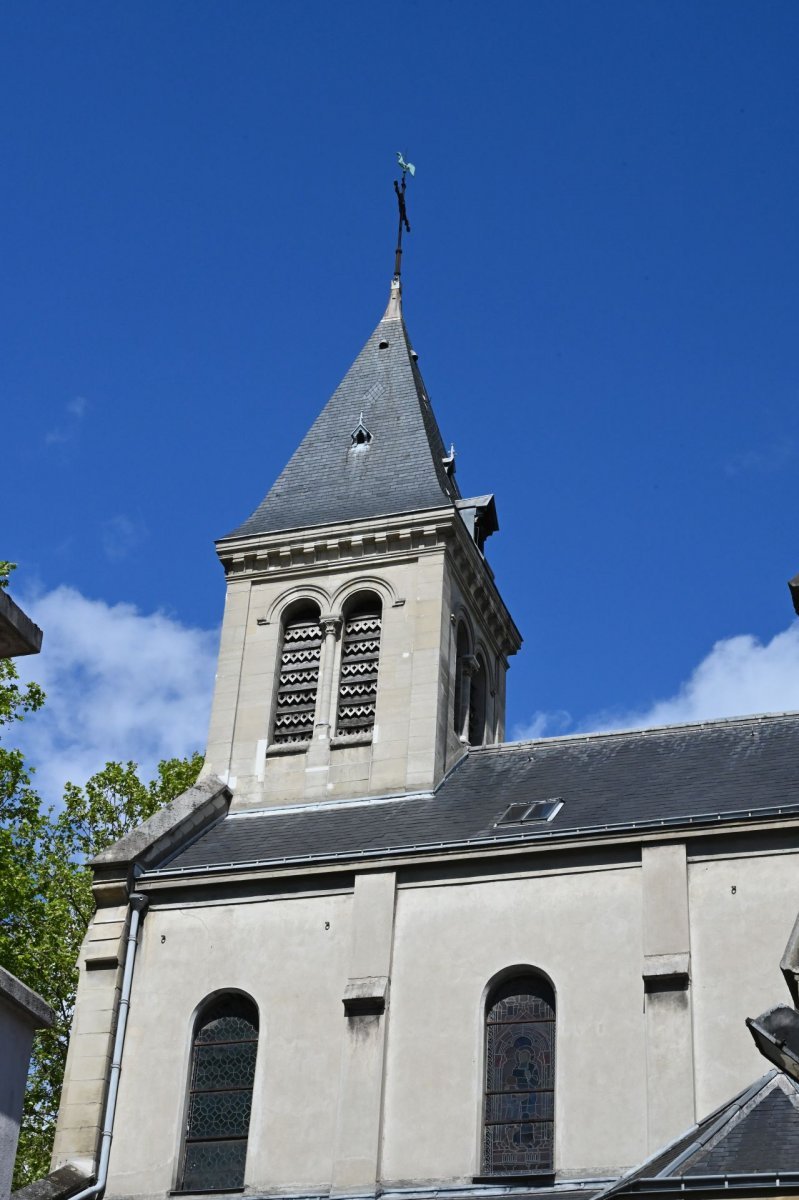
{"left": 342, "top": 975, "right": 389, "bottom": 1016}
{"left": 0, "top": 965, "right": 54, "bottom": 1029}
{"left": 12, "top": 1162, "right": 93, "bottom": 1200}
{"left": 0, "top": 589, "right": 43, "bottom": 657}
{"left": 642, "top": 954, "right": 690, "bottom": 992}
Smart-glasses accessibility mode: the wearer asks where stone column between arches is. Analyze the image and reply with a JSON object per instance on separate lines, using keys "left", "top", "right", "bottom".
{"left": 314, "top": 613, "right": 343, "bottom": 739}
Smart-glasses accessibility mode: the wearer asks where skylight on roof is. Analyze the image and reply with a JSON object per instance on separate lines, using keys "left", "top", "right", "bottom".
{"left": 495, "top": 799, "right": 563, "bottom": 827}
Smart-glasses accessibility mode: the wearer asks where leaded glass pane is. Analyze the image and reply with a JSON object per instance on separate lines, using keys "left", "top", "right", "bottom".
{"left": 192, "top": 1041, "right": 257, "bottom": 1091}
{"left": 486, "top": 1024, "right": 554, "bottom": 1092}
{"left": 485, "top": 1089, "right": 555, "bottom": 1122}
{"left": 196, "top": 1015, "right": 257, "bottom": 1044}
{"left": 181, "top": 1140, "right": 247, "bottom": 1192}
{"left": 179, "top": 996, "right": 258, "bottom": 1192}
{"left": 489, "top": 992, "right": 555, "bottom": 1023}
{"left": 187, "top": 1089, "right": 253, "bottom": 1140}
{"left": 483, "top": 1121, "right": 554, "bottom": 1174}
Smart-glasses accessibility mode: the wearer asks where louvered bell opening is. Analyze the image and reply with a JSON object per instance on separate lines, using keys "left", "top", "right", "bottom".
{"left": 336, "top": 605, "right": 381, "bottom": 737}
{"left": 273, "top": 617, "right": 322, "bottom": 744}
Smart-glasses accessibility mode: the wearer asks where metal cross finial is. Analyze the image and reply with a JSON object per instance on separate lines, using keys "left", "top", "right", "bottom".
{"left": 393, "top": 152, "right": 415, "bottom": 280}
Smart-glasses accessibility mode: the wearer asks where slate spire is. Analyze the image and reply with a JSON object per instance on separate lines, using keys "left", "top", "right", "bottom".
{"left": 227, "top": 281, "right": 460, "bottom": 538}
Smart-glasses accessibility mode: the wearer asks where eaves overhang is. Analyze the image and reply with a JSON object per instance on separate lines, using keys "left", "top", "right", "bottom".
{"left": 608, "top": 1173, "right": 799, "bottom": 1196}
{"left": 139, "top": 801, "right": 799, "bottom": 891}
{"left": 214, "top": 503, "right": 459, "bottom": 557}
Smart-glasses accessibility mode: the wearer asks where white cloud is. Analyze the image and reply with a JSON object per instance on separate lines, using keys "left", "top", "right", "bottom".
{"left": 511, "top": 621, "right": 799, "bottom": 742}
{"left": 13, "top": 586, "right": 218, "bottom": 805}
{"left": 101, "top": 514, "right": 147, "bottom": 561}
{"left": 66, "top": 395, "right": 88, "bottom": 419}
{"left": 724, "top": 437, "right": 795, "bottom": 476}
{"left": 44, "top": 395, "right": 89, "bottom": 447}
{"left": 512, "top": 710, "right": 572, "bottom": 741}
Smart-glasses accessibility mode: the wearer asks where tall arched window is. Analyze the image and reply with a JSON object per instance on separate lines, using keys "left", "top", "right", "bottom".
{"left": 453, "top": 622, "right": 471, "bottom": 739}
{"left": 336, "top": 594, "right": 382, "bottom": 737}
{"left": 179, "top": 994, "right": 259, "bottom": 1192}
{"left": 469, "top": 653, "right": 488, "bottom": 747}
{"left": 483, "top": 974, "right": 555, "bottom": 1176}
{"left": 272, "top": 602, "right": 322, "bottom": 744}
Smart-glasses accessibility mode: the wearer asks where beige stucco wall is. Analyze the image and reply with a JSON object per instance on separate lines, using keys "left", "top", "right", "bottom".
{"left": 689, "top": 848, "right": 799, "bottom": 1116}
{"left": 86, "top": 839, "right": 799, "bottom": 1200}
{"left": 107, "top": 892, "right": 353, "bottom": 1197}
{"left": 382, "top": 864, "right": 647, "bottom": 1184}
{"left": 103, "top": 860, "right": 649, "bottom": 1199}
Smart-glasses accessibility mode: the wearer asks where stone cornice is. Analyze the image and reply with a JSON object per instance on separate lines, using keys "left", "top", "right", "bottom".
{"left": 447, "top": 516, "right": 522, "bottom": 660}
{"left": 216, "top": 506, "right": 455, "bottom": 581}
{"left": 216, "top": 505, "right": 521, "bottom": 660}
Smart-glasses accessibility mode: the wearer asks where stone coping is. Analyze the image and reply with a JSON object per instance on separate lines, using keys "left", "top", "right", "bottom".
{"left": 0, "top": 588, "right": 43, "bottom": 657}
{"left": 0, "top": 964, "right": 54, "bottom": 1029}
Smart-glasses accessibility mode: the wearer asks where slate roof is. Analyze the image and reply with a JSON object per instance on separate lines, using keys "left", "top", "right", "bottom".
{"left": 225, "top": 284, "right": 459, "bottom": 539}
{"left": 602, "top": 1071, "right": 799, "bottom": 1194}
{"left": 150, "top": 712, "right": 799, "bottom": 876}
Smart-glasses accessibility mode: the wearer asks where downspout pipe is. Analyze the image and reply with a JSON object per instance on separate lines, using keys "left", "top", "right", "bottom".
{"left": 69, "top": 893, "right": 149, "bottom": 1200}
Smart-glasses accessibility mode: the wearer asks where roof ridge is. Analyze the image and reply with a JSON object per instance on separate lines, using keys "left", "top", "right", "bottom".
{"left": 657, "top": 1070, "right": 782, "bottom": 1178}
{"left": 594, "top": 1072, "right": 781, "bottom": 1199}
{"left": 470, "top": 711, "right": 799, "bottom": 755}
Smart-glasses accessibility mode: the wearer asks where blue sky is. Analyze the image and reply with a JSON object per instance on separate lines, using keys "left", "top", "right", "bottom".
{"left": 4, "top": 2, "right": 799, "bottom": 796}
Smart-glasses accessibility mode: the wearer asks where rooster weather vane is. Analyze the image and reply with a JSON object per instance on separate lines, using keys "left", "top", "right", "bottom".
{"left": 393, "top": 152, "right": 415, "bottom": 280}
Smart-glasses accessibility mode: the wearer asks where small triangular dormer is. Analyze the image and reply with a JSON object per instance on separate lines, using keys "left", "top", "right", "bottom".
{"left": 350, "top": 413, "right": 372, "bottom": 447}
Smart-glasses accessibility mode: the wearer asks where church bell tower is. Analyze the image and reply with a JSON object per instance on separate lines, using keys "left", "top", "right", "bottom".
{"left": 203, "top": 276, "right": 521, "bottom": 810}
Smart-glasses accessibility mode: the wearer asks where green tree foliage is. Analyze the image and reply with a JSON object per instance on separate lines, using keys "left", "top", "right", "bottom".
{"left": 0, "top": 565, "right": 203, "bottom": 1185}
{"left": 9, "top": 755, "right": 204, "bottom": 1187}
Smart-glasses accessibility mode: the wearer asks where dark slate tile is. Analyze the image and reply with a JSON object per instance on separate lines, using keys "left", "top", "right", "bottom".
{"left": 686, "top": 1089, "right": 799, "bottom": 1175}
{"left": 158, "top": 713, "right": 799, "bottom": 874}
{"left": 225, "top": 303, "right": 460, "bottom": 539}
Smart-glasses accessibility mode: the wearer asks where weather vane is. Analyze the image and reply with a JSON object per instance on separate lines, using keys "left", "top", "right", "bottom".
{"left": 393, "top": 151, "right": 415, "bottom": 280}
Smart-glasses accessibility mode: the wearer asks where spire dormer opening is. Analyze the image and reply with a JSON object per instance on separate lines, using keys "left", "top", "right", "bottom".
{"left": 350, "top": 413, "right": 373, "bottom": 448}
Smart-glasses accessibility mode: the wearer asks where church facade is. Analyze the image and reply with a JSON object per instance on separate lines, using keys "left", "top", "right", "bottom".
{"left": 49, "top": 279, "right": 799, "bottom": 1200}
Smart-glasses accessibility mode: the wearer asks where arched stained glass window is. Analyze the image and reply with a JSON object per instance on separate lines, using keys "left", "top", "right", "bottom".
{"left": 179, "top": 994, "right": 259, "bottom": 1193}
{"left": 272, "top": 603, "right": 322, "bottom": 745}
{"left": 483, "top": 975, "right": 555, "bottom": 1176}
{"left": 336, "top": 595, "right": 381, "bottom": 737}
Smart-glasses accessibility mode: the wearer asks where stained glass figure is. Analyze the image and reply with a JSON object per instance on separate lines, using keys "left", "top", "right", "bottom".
{"left": 178, "top": 994, "right": 259, "bottom": 1192}
{"left": 483, "top": 975, "right": 555, "bottom": 1175}
{"left": 336, "top": 596, "right": 381, "bottom": 738}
